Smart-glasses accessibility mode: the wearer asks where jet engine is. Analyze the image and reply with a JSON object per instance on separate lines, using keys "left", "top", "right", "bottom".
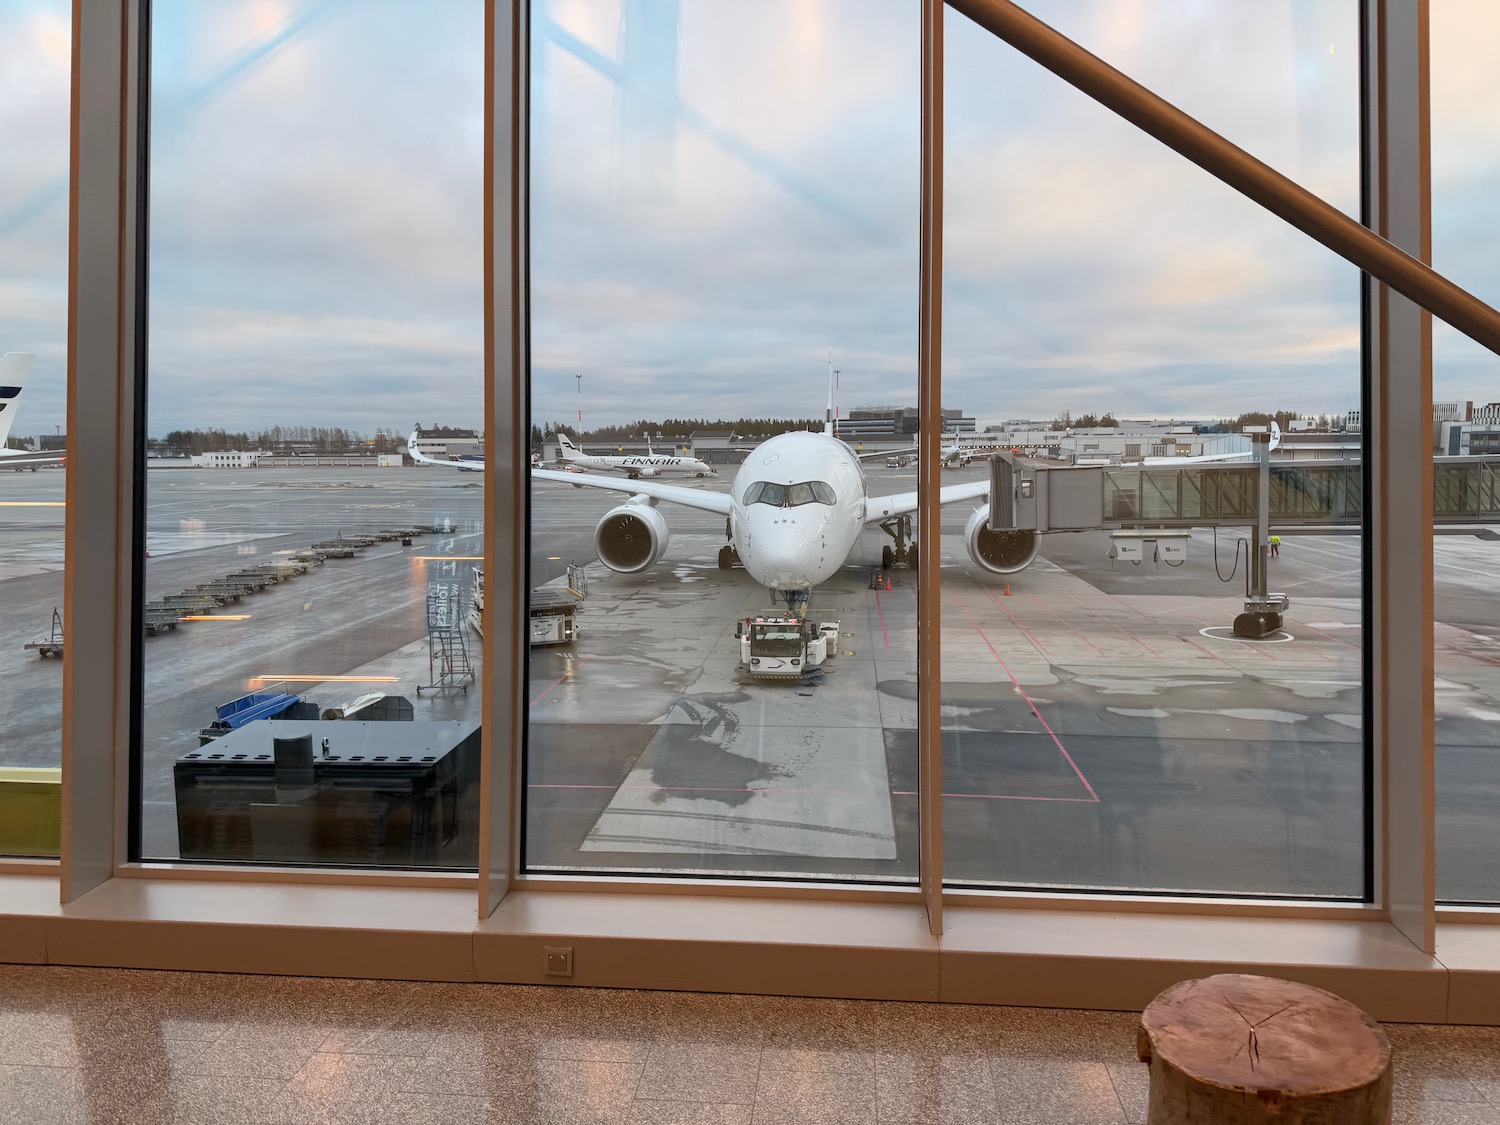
{"left": 963, "top": 504, "right": 1039, "bottom": 574}
{"left": 595, "top": 499, "right": 669, "bottom": 573}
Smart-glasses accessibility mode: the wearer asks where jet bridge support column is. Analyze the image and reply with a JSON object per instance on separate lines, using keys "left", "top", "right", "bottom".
{"left": 1233, "top": 429, "right": 1289, "bottom": 637}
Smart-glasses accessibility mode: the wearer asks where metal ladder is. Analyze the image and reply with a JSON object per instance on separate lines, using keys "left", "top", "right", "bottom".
{"left": 418, "top": 581, "right": 473, "bottom": 694}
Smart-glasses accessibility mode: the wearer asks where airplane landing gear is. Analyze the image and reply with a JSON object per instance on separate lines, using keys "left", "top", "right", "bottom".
{"left": 878, "top": 515, "right": 918, "bottom": 569}
{"left": 718, "top": 519, "right": 740, "bottom": 570}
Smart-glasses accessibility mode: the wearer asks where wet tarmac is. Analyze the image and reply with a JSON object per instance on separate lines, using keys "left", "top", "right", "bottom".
{"left": 1, "top": 463, "right": 1497, "bottom": 902}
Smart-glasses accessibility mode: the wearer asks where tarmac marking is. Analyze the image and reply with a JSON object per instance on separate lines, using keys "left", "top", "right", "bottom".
{"left": 977, "top": 585, "right": 1053, "bottom": 660}
{"left": 1023, "top": 587, "right": 1108, "bottom": 658}
{"left": 874, "top": 587, "right": 892, "bottom": 650}
{"left": 1057, "top": 588, "right": 1163, "bottom": 660}
{"left": 890, "top": 790, "right": 1096, "bottom": 803}
{"left": 1118, "top": 601, "right": 1236, "bottom": 667}
{"left": 1285, "top": 619, "right": 1357, "bottom": 653}
{"left": 948, "top": 591, "right": 1100, "bottom": 804}
{"left": 530, "top": 653, "right": 597, "bottom": 704}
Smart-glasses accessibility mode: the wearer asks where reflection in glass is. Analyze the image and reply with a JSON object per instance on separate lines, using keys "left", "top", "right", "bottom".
{"left": 1431, "top": 0, "right": 1500, "bottom": 903}
{"left": 940, "top": 1, "right": 1365, "bottom": 896}
{"left": 139, "top": 1, "right": 483, "bottom": 867}
{"left": 0, "top": 1, "right": 70, "bottom": 858}
{"left": 525, "top": 0, "right": 921, "bottom": 881}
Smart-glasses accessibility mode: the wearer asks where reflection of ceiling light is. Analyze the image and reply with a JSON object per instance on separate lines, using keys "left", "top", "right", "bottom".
{"left": 0, "top": 501, "right": 66, "bottom": 507}
{"left": 546, "top": 556, "right": 561, "bottom": 560}
{"left": 179, "top": 615, "right": 250, "bottom": 621}
{"left": 413, "top": 556, "right": 483, "bottom": 561}
{"left": 250, "top": 675, "right": 401, "bottom": 683}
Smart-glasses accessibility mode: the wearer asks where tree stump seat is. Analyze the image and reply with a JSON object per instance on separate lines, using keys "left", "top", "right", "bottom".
{"left": 1138, "top": 974, "right": 1392, "bottom": 1123}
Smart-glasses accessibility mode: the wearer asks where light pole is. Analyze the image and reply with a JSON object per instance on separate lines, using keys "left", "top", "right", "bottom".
{"left": 575, "top": 373, "right": 583, "bottom": 439}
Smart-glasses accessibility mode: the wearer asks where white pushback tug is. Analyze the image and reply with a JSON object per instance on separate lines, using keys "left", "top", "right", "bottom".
{"left": 736, "top": 614, "right": 840, "bottom": 681}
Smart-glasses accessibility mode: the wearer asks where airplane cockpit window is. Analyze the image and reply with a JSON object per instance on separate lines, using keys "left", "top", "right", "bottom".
{"left": 744, "top": 480, "right": 837, "bottom": 507}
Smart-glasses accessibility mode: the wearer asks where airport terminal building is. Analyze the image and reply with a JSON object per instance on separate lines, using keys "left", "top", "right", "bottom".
{"left": 4, "top": 4, "right": 1500, "bottom": 1119}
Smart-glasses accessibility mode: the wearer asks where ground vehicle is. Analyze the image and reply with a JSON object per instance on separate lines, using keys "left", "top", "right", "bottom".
{"left": 475, "top": 564, "right": 588, "bottom": 646}
{"left": 885, "top": 456, "right": 909, "bottom": 468}
{"left": 736, "top": 614, "right": 840, "bottom": 680}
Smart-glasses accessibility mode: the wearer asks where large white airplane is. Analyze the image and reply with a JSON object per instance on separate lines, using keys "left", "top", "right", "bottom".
{"left": 555, "top": 433, "right": 717, "bottom": 480}
{"left": 409, "top": 394, "right": 1035, "bottom": 605}
{"left": 0, "top": 353, "right": 65, "bottom": 471}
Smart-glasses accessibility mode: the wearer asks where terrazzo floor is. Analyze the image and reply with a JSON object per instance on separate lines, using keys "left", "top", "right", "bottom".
{"left": 0, "top": 963, "right": 1497, "bottom": 1123}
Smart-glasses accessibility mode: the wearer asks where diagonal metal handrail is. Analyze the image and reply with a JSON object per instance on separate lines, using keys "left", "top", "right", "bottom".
{"left": 946, "top": 0, "right": 1500, "bottom": 357}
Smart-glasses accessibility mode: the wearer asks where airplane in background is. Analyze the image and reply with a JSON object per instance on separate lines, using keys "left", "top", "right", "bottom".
{"left": 0, "top": 353, "right": 65, "bottom": 471}
{"left": 554, "top": 433, "right": 717, "bottom": 480}
{"left": 410, "top": 376, "right": 1035, "bottom": 607}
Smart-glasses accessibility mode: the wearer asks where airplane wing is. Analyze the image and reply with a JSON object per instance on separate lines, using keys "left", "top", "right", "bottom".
{"left": 850, "top": 444, "right": 915, "bottom": 462}
{"left": 865, "top": 479, "right": 990, "bottom": 522}
{"left": 532, "top": 467, "right": 735, "bottom": 516}
{"left": 410, "top": 431, "right": 732, "bottom": 514}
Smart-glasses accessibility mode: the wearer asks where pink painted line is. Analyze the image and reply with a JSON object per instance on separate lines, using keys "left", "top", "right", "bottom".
{"left": 978, "top": 585, "right": 1052, "bottom": 659}
{"left": 1290, "top": 620, "right": 1359, "bottom": 651}
{"left": 1025, "top": 588, "right": 1107, "bottom": 658}
{"left": 874, "top": 588, "right": 891, "bottom": 651}
{"left": 1124, "top": 603, "right": 1231, "bottom": 666}
{"left": 529, "top": 653, "right": 597, "bottom": 705}
{"left": 891, "top": 790, "right": 1098, "bottom": 803}
{"left": 529, "top": 783, "right": 817, "bottom": 794}
{"left": 949, "top": 592, "right": 1101, "bottom": 804}
{"left": 530, "top": 783, "right": 1094, "bottom": 803}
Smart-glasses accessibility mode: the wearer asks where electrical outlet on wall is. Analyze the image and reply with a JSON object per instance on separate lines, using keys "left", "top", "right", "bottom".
{"left": 543, "top": 946, "right": 573, "bottom": 977}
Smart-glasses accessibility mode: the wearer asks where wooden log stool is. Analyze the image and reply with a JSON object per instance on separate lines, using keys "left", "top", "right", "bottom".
{"left": 1137, "top": 974, "right": 1392, "bottom": 1123}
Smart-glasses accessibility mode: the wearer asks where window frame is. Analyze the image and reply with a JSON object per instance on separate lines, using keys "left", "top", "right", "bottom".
{"left": 20, "top": 0, "right": 1495, "bottom": 1016}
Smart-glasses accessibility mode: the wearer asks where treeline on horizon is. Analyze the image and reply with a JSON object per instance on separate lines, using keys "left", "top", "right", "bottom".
{"left": 533, "top": 418, "right": 821, "bottom": 444}
{"left": 1045, "top": 409, "right": 1346, "bottom": 432}
{"left": 152, "top": 426, "right": 401, "bottom": 454}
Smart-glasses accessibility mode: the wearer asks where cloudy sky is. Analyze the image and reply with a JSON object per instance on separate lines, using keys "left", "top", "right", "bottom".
{"left": 0, "top": 0, "right": 1495, "bottom": 438}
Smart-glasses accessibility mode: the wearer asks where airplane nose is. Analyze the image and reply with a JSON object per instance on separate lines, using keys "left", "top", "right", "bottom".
{"left": 752, "top": 525, "right": 811, "bottom": 586}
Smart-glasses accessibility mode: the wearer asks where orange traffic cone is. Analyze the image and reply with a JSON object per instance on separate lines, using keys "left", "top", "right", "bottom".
{"left": 1004, "top": 582, "right": 1011, "bottom": 596}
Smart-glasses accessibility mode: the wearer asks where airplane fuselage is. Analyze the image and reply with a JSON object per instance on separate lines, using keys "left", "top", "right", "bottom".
{"left": 564, "top": 448, "right": 717, "bottom": 478}
{"left": 729, "top": 431, "right": 868, "bottom": 591}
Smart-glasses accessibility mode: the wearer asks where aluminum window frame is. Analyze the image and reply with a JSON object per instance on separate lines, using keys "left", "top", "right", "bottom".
{"left": 35, "top": 0, "right": 1496, "bottom": 1003}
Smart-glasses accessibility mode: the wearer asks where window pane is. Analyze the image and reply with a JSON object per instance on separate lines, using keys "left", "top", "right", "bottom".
{"left": 940, "top": 1, "right": 1366, "bottom": 896}
{"left": 0, "top": 1, "right": 70, "bottom": 859}
{"left": 1432, "top": 0, "right": 1500, "bottom": 904}
{"left": 525, "top": 0, "right": 922, "bottom": 881}
{"left": 140, "top": 1, "right": 484, "bottom": 867}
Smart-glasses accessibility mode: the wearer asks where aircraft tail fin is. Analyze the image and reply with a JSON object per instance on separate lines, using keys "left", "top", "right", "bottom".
{"left": 557, "top": 433, "right": 580, "bottom": 458}
{"left": 1270, "top": 420, "right": 1282, "bottom": 452}
{"left": 0, "top": 353, "right": 36, "bottom": 451}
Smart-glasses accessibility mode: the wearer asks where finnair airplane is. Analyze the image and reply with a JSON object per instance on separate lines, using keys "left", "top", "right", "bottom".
{"left": 555, "top": 433, "right": 717, "bottom": 480}
{"left": 410, "top": 387, "right": 1035, "bottom": 605}
{"left": 0, "top": 353, "right": 65, "bottom": 470}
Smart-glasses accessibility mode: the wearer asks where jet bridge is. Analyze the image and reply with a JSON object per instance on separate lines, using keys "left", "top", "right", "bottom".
{"left": 985, "top": 450, "right": 1500, "bottom": 638}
